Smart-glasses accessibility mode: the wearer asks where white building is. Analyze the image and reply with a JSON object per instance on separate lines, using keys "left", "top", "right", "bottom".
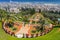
{"left": 10, "top": 8, "right": 20, "bottom": 13}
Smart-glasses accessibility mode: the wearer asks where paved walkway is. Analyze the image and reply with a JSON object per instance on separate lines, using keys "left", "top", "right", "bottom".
{"left": 15, "top": 24, "right": 30, "bottom": 35}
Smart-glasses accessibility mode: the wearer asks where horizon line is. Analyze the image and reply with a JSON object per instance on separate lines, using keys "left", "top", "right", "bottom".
{"left": 0, "top": 1, "right": 60, "bottom": 4}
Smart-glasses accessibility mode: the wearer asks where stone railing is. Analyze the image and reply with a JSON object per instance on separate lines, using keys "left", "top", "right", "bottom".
{"left": 3, "top": 21, "right": 15, "bottom": 36}
{"left": 3, "top": 21, "right": 53, "bottom": 38}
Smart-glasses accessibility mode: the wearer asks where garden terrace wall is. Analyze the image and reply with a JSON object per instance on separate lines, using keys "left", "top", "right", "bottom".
{"left": 3, "top": 22, "right": 53, "bottom": 38}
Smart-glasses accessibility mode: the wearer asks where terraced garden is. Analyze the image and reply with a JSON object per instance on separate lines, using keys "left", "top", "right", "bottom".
{"left": 0, "top": 21, "right": 60, "bottom": 40}
{"left": 0, "top": 8, "right": 60, "bottom": 40}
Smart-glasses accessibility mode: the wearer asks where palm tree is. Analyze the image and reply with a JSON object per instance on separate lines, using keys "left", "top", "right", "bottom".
{"left": 40, "top": 20, "right": 45, "bottom": 32}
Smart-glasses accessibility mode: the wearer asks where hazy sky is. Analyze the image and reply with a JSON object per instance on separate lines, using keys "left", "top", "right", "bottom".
{"left": 0, "top": 0, "right": 60, "bottom": 4}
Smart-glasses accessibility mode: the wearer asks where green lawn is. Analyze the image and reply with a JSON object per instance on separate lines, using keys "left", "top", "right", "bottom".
{"left": 0, "top": 22, "right": 60, "bottom": 40}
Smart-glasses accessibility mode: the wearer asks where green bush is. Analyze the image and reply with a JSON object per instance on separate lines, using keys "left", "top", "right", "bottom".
{"left": 13, "top": 27, "right": 17, "bottom": 31}
{"left": 31, "top": 30, "right": 36, "bottom": 33}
